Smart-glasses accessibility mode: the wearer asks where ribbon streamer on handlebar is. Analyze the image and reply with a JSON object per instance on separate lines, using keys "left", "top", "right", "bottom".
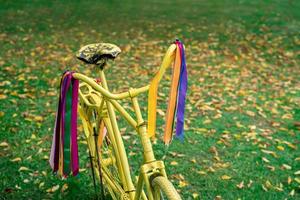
{"left": 147, "top": 40, "right": 188, "bottom": 145}
{"left": 49, "top": 71, "right": 79, "bottom": 177}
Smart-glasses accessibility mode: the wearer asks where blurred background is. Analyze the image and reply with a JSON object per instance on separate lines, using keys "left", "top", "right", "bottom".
{"left": 0, "top": 1, "right": 299, "bottom": 199}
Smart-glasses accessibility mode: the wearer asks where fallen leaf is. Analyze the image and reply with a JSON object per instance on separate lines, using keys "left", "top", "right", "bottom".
{"left": 19, "top": 167, "right": 30, "bottom": 171}
{"left": 46, "top": 185, "right": 60, "bottom": 193}
{"left": 221, "top": 175, "right": 231, "bottom": 180}
{"left": 281, "top": 164, "right": 292, "bottom": 170}
{"left": 10, "top": 157, "right": 22, "bottom": 162}
{"left": 262, "top": 157, "right": 270, "bottom": 163}
{"left": 0, "top": 142, "right": 9, "bottom": 147}
{"left": 236, "top": 181, "right": 244, "bottom": 189}
{"left": 178, "top": 180, "right": 189, "bottom": 188}
{"left": 170, "top": 161, "right": 178, "bottom": 166}
{"left": 192, "top": 193, "right": 199, "bottom": 199}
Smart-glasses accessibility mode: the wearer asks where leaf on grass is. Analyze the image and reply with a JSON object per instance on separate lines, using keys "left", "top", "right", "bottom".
{"left": 19, "top": 166, "right": 30, "bottom": 171}
{"left": 0, "top": 142, "right": 9, "bottom": 147}
{"left": 261, "top": 149, "right": 278, "bottom": 158}
{"left": 23, "top": 179, "right": 30, "bottom": 183}
{"left": 11, "top": 157, "right": 21, "bottom": 162}
{"left": 170, "top": 161, "right": 178, "bottom": 166}
{"left": 61, "top": 183, "right": 68, "bottom": 192}
{"left": 221, "top": 175, "right": 231, "bottom": 180}
{"left": 262, "top": 157, "right": 270, "bottom": 163}
{"left": 192, "top": 193, "right": 199, "bottom": 199}
{"left": 46, "top": 185, "right": 60, "bottom": 193}
{"left": 277, "top": 146, "right": 284, "bottom": 151}
{"left": 294, "top": 178, "right": 300, "bottom": 184}
{"left": 178, "top": 180, "right": 189, "bottom": 188}
{"left": 289, "top": 189, "right": 295, "bottom": 196}
{"left": 281, "top": 113, "right": 293, "bottom": 119}
{"left": 246, "top": 110, "right": 255, "bottom": 117}
{"left": 281, "top": 164, "right": 292, "bottom": 170}
{"left": 157, "top": 109, "right": 165, "bottom": 116}
{"left": 0, "top": 94, "right": 7, "bottom": 99}
{"left": 236, "top": 181, "right": 244, "bottom": 189}
{"left": 266, "top": 165, "right": 275, "bottom": 171}
{"left": 39, "top": 182, "right": 45, "bottom": 188}
{"left": 197, "top": 170, "right": 207, "bottom": 175}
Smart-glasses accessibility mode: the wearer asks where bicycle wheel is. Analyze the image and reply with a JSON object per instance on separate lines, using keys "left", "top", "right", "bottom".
{"left": 151, "top": 176, "right": 182, "bottom": 200}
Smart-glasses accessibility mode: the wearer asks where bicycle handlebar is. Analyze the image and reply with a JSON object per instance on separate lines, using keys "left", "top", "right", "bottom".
{"left": 72, "top": 73, "right": 149, "bottom": 100}
{"left": 72, "top": 43, "right": 177, "bottom": 100}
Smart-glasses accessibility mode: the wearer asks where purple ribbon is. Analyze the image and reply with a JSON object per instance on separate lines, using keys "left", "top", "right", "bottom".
{"left": 175, "top": 41, "right": 188, "bottom": 140}
{"left": 49, "top": 71, "right": 79, "bottom": 177}
{"left": 71, "top": 77, "right": 79, "bottom": 176}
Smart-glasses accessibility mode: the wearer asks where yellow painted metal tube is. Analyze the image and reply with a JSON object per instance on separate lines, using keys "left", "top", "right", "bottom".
{"left": 99, "top": 70, "right": 136, "bottom": 199}
{"left": 110, "top": 99, "right": 137, "bottom": 128}
{"left": 131, "top": 96, "right": 155, "bottom": 163}
{"left": 72, "top": 73, "right": 149, "bottom": 100}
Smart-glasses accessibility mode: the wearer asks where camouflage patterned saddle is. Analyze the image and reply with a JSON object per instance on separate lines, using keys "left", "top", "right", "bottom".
{"left": 76, "top": 43, "right": 121, "bottom": 66}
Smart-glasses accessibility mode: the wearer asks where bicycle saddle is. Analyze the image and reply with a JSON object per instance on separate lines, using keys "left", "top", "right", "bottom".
{"left": 76, "top": 43, "right": 121, "bottom": 66}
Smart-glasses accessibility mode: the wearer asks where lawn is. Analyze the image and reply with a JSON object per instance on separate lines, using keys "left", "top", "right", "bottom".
{"left": 0, "top": 0, "right": 299, "bottom": 199}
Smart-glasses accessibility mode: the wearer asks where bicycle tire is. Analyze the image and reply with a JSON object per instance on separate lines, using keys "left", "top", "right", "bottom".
{"left": 151, "top": 176, "right": 182, "bottom": 200}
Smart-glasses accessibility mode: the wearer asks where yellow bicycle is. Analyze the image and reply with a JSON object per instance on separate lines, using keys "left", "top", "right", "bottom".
{"left": 58, "top": 42, "right": 184, "bottom": 200}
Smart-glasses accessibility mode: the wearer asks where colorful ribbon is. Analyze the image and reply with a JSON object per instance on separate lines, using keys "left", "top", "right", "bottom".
{"left": 49, "top": 71, "right": 79, "bottom": 177}
{"left": 148, "top": 40, "right": 188, "bottom": 145}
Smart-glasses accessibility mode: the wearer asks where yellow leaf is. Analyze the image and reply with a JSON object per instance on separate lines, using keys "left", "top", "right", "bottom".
{"left": 34, "top": 116, "right": 44, "bottom": 122}
{"left": 289, "top": 189, "right": 295, "bottom": 196}
{"left": 61, "top": 183, "right": 68, "bottom": 192}
{"left": 197, "top": 170, "right": 207, "bottom": 175}
{"left": 31, "top": 134, "right": 37, "bottom": 139}
{"left": 236, "top": 122, "right": 245, "bottom": 128}
{"left": 262, "top": 184, "right": 268, "bottom": 191}
{"left": 0, "top": 111, "right": 4, "bottom": 117}
{"left": 47, "top": 185, "right": 60, "bottom": 193}
{"left": 170, "top": 161, "right": 178, "bottom": 166}
{"left": 19, "top": 166, "right": 30, "bottom": 171}
{"left": 266, "top": 165, "right": 275, "bottom": 171}
{"left": 203, "top": 119, "right": 211, "bottom": 124}
{"left": 246, "top": 110, "right": 255, "bottom": 117}
{"left": 39, "top": 182, "right": 45, "bottom": 188}
{"left": 277, "top": 146, "right": 284, "bottom": 151}
{"left": 0, "top": 142, "right": 9, "bottom": 147}
{"left": 286, "top": 142, "right": 297, "bottom": 150}
{"left": 196, "top": 128, "right": 208, "bottom": 133}
{"left": 178, "top": 180, "right": 188, "bottom": 188}
{"left": 262, "top": 157, "right": 270, "bottom": 163}
{"left": 265, "top": 180, "right": 272, "bottom": 189}
{"left": 281, "top": 113, "right": 293, "bottom": 119}
{"left": 294, "top": 178, "right": 300, "bottom": 184}
{"left": 23, "top": 179, "right": 30, "bottom": 183}
{"left": 11, "top": 157, "right": 22, "bottom": 162}
{"left": 157, "top": 109, "right": 165, "bottom": 116}
{"left": 192, "top": 193, "right": 199, "bottom": 199}
{"left": 282, "top": 164, "right": 292, "bottom": 170}
{"left": 236, "top": 181, "right": 244, "bottom": 189}
{"left": 261, "top": 149, "right": 278, "bottom": 158}
{"left": 221, "top": 175, "right": 231, "bottom": 180}
{"left": 0, "top": 94, "right": 7, "bottom": 99}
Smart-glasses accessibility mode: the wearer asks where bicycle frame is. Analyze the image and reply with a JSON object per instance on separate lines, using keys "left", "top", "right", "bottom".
{"left": 72, "top": 69, "right": 168, "bottom": 200}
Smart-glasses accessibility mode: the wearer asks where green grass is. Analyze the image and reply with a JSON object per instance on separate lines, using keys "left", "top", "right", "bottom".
{"left": 0, "top": 0, "right": 300, "bottom": 199}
